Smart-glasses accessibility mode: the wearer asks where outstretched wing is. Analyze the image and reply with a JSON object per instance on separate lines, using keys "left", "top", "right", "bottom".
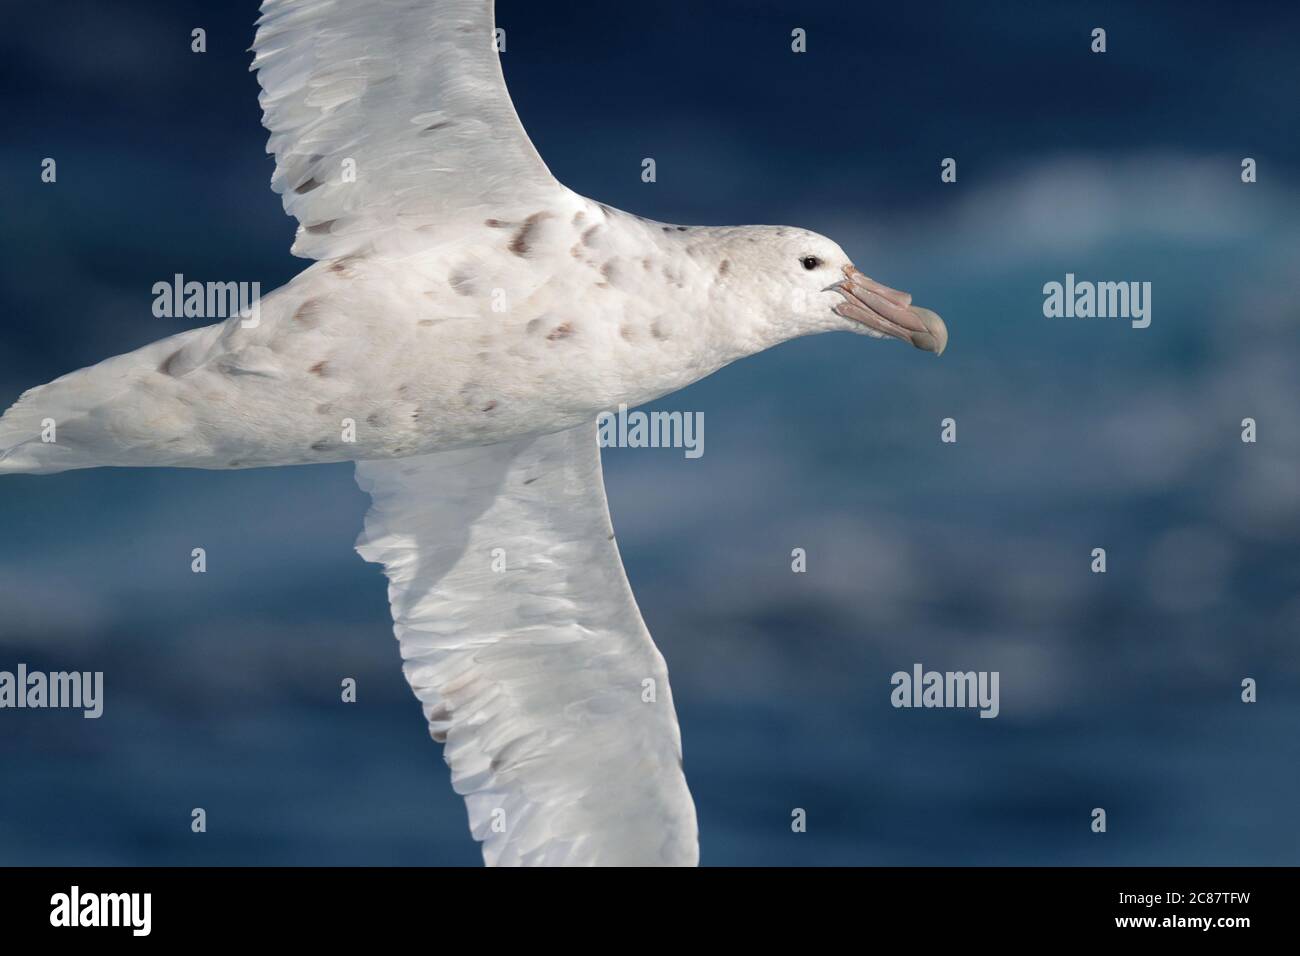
{"left": 251, "top": 0, "right": 565, "bottom": 259}
{"left": 355, "top": 424, "right": 699, "bottom": 866}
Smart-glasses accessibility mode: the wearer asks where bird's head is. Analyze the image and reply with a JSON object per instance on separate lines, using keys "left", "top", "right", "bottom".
{"left": 715, "top": 225, "right": 948, "bottom": 356}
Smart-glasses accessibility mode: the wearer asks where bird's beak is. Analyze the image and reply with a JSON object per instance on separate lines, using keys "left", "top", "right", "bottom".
{"left": 833, "top": 265, "right": 948, "bottom": 355}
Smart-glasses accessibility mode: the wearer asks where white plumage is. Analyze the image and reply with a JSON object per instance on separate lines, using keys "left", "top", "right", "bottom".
{"left": 356, "top": 424, "right": 696, "bottom": 865}
{"left": 253, "top": 0, "right": 559, "bottom": 260}
{"left": 0, "top": 0, "right": 946, "bottom": 865}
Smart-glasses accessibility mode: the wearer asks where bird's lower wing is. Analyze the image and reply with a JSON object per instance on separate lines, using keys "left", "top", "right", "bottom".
{"left": 355, "top": 423, "right": 698, "bottom": 866}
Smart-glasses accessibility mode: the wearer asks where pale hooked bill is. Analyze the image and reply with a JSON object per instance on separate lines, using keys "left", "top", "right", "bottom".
{"left": 0, "top": 0, "right": 947, "bottom": 865}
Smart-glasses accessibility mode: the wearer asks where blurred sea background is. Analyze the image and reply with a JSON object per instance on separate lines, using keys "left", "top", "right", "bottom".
{"left": 0, "top": 0, "right": 1296, "bottom": 865}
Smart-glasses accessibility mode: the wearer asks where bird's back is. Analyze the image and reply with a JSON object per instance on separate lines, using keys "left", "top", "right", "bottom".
{"left": 0, "top": 203, "right": 719, "bottom": 475}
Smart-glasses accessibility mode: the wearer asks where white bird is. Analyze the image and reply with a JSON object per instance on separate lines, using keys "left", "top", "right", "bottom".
{"left": 0, "top": 0, "right": 947, "bottom": 865}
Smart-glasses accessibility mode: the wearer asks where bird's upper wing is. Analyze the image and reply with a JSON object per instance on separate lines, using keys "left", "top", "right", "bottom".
{"left": 354, "top": 423, "right": 699, "bottom": 866}
{"left": 251, "top": 0, "right": 565, "bottom": 259}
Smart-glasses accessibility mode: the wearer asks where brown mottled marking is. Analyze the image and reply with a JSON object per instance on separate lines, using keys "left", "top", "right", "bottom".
{"left": 418, "top": 319, "right": 437, "bottom": 327}
{"left": 650, "top": 320, "right": 669, "bottom": 340}
{"left": 718, "top": 258, "right": 731, "bottom": 276}
{"left": 309, "top": 361, "right": 327, "bottom": 375}
{"left": 329, "top": 257, "right": 359, "bottom": 277}
{"left": 293, "top": 298, "right": 324, "bottom": 328}
{"left": 509, "top": 211, "right": 553, "bottom": 256}
{"left": 525, "top": 318, "right": 542, "bottom": 334}
{"left": 481, "top": 400, "right": 498, "bottom": 412}
{"left": 642, "top": 258, "right": 653, "bottom": 271}
{"left": 484, "top": 218, "right": 508, "bottom": 228}
{"left": 310, "top": 440, "right": 331, "bottom": 451}
{"left": 448, "top": 266, "right": 476, "bottom": 296}
{"left": 581, "top": 225, "right": 600, "bottom": 247}
{"left": 620, "top": 324, "right": 634, "bottom": 341}
{"left": 600, "top": 261, "right": 618, "bottom": 282}
{"left": 547, "top": 322, "right": 573, "bottom": 341}
{"left": 572, "top": 211, "right": 585, "bottom": 225}
{"left": 570, "top": 244, "right": 582, "bottom": 258}
{"left": 159, "top": 349, "right": 184, "bottom": 376}
{"left": 366, "top": 412, "right": 383, "bottom": 426}
{"left": 305, "top": 220, "right": 337, "bottom": 235}
{"left": 294, "top": 177, "right": 323, "bottom": 194}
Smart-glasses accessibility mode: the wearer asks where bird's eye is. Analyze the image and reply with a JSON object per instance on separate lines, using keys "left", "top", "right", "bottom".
{"left": 800, "top": 256, "right": 821, "bottom": 270}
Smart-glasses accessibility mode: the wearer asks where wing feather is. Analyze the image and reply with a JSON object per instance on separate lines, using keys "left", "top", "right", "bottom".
{"left": 355, "top": 423, "right": 699, "bottom": 866}
{"left": 252, "top": 0, "right": 565, "bottom": 258}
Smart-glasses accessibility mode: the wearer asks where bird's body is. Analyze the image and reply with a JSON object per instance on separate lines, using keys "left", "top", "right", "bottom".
{"left": 0, "top": 200, "right": 810, "bottom": 474}
{"left": 1, "top": 0, "right": 947, "bottom": 865}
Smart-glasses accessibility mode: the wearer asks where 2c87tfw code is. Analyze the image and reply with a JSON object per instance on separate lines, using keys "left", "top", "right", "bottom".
{"left": 1118, "top": 892, "right": 1251, "bottom": 906}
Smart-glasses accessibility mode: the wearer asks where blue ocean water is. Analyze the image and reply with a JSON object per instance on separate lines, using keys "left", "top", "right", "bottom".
{"left": 0, "top": 1, "right": 1297, "bottom": 865}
